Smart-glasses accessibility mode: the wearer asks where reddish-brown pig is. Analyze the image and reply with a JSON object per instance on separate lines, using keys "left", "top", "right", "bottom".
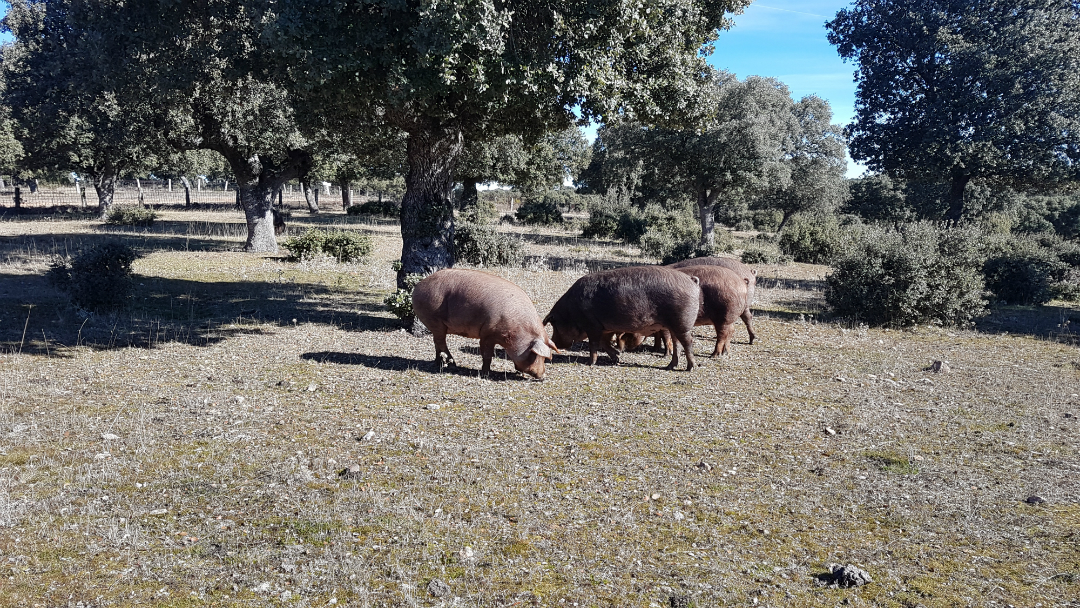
{"left": 543, "top": 266, "right": 700, "bottom": 371}
{"left": 620, "top": 265, "right": 749, "bottom": 357}
{"left": 668, "top": 256, "right": 756, "bottom": 343}
{"left": 411, "top": 269, "right": 557, "bottom": 379}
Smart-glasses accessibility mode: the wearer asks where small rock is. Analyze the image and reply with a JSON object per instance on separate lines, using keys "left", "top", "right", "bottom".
{"left": 695, "top": 460, "right": 712, "bottom": 472}
{"left": 361, "top": 430, "right": 376, "bottom": 442}
{"left": 252, "top": 582, "right": 271, "bottom": 594}
{"left": 927, "top": 360, "right": 950, "bottom": 373}
{"left": 425, "top": 403, "right": 440, "bottom": 411}
{"left": 825, "top": 427, "right": 837, "bottom": 436}
{"left": 148, "top": 509, "right": 168, "bottom": 516}
{"left": 427, "top": 578, "right": 452, "bottom": 598}
{"left": 233, "top": 396, "right": 245, "bottom": 404}
{"left": 338, "top": 465, "right": 363, "bottom": 480}
{"left": 1064, "top": 413, "right": 1074, "bottom": 419}
{"left": 673, "top": 511, "right": 685, "bottom": 521}
{"left": 100, "top": 433, "right": 120, "bottom": 441}
{"left": 307, "top": 383, "right": 318, "bottom": 392}
{"left": 826, "top": 563, "right": 872, "bottom": 588}
{"left": 669, "top": 596, "right": 690, "bottom": 608}
{"left": 94, "top": 453, "right": 111, "bottom": 459}
{"left": 1025, "top": 495, "right": 1047, "bottom": 505}
{"left": 280, "top": 590, "right": 292, "bottom": 601}
{"left": 651, "top": 493, "right": 661, "bottom": 500}
{"left": 833, "top": 376, "right": 846, "bottom": 383}
{"left": 459, "top": 546, "right": 474, "bottom": 560}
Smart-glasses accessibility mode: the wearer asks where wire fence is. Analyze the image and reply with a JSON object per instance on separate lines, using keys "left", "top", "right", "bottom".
{"left": 0, "top": 179, "right": 388, "bottom": 211}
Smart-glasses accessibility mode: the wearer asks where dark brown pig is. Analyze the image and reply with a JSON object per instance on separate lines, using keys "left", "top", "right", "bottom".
{"left": 619, "top": 265, "right": 749, "bottom": 357}
{"left": 543, "top": 266, "right": 700, "bottom": 371}
{"left": 668, "top": 256, "right": 757, "bottom": 343}
{"left": 412, "top": 269, "right": 557, "bottom": 379}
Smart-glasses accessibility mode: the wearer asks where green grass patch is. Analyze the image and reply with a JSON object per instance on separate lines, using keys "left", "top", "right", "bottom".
{"left": 864, "top": 450, "right": 920, "bottom": 475}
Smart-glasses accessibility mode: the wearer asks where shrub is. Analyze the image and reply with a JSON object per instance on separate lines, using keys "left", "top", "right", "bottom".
{"left": 740, "top": 243, "right": 790, "bottom": 265}
{"left": 454, "top": 223, "right": 524, "bottom": 267}
{"left": 105, "top": 205, "right": 157, "bottom": 226}
{"left": 750, "top": 209, "right": 783, "bottom": 232}
{"left": 347, "top": 200, "right": 399, "bottom": 217}
{"left": 981, "top": 234, "right": 1078, "bottom": 305}
{"left": 282, "top": 229, "right": 373, "bottom": 262}
{"left": 383, "top": 273, "right": 426, "bottom": 322}
{"left": 460, "top": 196, "right": 499, "bottom": 224}
{"left": 515, "top": 194, "right": 564, "bottom": 225}
{"left": 47, "top": 242, "right": 138, "bottom": 312}
{"left": 778, "top": 214, "right": 854, "bottom": 264}
{"left": 581, "top": 194, "right": 626, "bottom": 239}
{"left": 826, "top": 222, "right": 987, "bottom": 327}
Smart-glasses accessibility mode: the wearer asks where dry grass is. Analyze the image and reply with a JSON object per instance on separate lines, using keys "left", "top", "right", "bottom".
{"left": 0, "top": 207, "right": 1078, "bottom": 607}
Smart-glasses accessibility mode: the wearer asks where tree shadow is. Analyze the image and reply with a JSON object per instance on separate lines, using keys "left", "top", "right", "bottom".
{"left": 299, "top": 351, "right": 526, "bottom": 381}
{"left": 975, "top": 304, "right": 1080, "bottom": 344}
{"left": 0, "top": 270, "right": 397, "bottom": 355}
{"left": 523, "top": 254, "right": 644, "bottom": 273}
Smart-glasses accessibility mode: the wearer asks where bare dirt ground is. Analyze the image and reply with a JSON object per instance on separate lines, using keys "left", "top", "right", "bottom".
{"left": 0, "top": 206, "right": 1078, "bottom": 607}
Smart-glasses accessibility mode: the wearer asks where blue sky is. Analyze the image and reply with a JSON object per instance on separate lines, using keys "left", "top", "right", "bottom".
{"left": 710, "top": 0, "right": 863, "bottom": 176}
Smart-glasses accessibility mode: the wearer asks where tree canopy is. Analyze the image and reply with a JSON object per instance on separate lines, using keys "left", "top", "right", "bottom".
{"left": 828, "top": 0, "right": 1080, "bottom": 221}
{"left": 272, "top": 0, "right": 752, "bottom": 281}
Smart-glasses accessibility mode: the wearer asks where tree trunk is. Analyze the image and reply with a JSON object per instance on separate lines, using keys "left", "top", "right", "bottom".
{"left": 302, "top": 180, "right": 319, "bottom": 213}
{"left": 945, "top": 173, "right": 971, "bottom": 222}
{"left": 697, "top": 190, "right": 716, "bottom": 248}
{"left": 341, "top": 179, "right": 353, "bottom": 210}
{"left": 181, "top": 177, "right": 192, "bottom": 206}
{"left": 776, "top": 209, "right": 796, "bottom": 232}
{"left": 238, "top": 182, "right": 279, "bottom": 252}
{"left": 398, "top": 124, "right": 462, "bottom": 288}
{"left": 93, "top": 174, "right": 117, "bottom": 218}
{"left": 460, "top": 177, "right": 479, "bottom": 210}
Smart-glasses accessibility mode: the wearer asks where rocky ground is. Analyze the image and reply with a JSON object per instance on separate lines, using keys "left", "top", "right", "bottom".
{"left": 0, "top": 208, "right": 1078, "bottom": 607}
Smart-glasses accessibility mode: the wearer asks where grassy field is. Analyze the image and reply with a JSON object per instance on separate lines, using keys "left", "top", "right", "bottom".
{"left": 1, "top": 206, "right": 1078, "bottom": 607}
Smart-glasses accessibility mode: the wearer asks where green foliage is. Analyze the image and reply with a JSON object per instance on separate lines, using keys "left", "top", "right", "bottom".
{"left": 515, "top": 193, "right": 564, "bottom": 225}
{"left": 104, "top": 205, "right": 157, "bottom": 226}
{"left": 828, "top": 0, "right": 1080, "bottom": 220}
{"left": 47, "top": 242, "right": 138, "bottom": 312}
{"left": 460, "top": 196, "right": 499, "bottom": 225}
{"left": 740, "top": 243, "right": 789, "bottom": 265}
{"left": 282, "top": 229, "right": 373, "bottom": 263}
{"left": 383, "top": 273, "right": 426, "bottom": 322}
{"left": 981, "top": 234, "right": 1080, "bottom": 305}
{"left": 347, "top": 200, "right": 399, "bottom": 217}
{"left": 454, "top": 223, "right": 524, "bottom": 267}
{"left": 778, "top": 214, "right": 855, "bottom": 264}
{"left": 826, "top": 222, "right": 987, "bottom": 327}
{"left": 581, "top": 193, "right": 627, "bottom": 240}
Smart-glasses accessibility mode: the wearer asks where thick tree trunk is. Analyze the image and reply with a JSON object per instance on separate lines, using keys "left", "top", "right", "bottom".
{"left": 460, "top": 177, "right": 479, "bottom": 210}
{"left": 341, "top": 180, "right": 353, "bottom": 210}
{"left": 776, "top": 210, "right": 796, "bottom": 232}
{"left": 398, "top": 125, "right": 462, "bottom": 288}
{"left": 697, "top": 191, "right": 716, "bottom": 248}
{"left": 93, "top": 174, "right": 117, "bottom": 218}
{"left": 945, "top": 173, "right": 971, "bottom": 222}
{"left": 302, "top": 180, "right": 319, "bottom": 213}
{"left": 238, "top": 182, "right": 279, "bottom": 252}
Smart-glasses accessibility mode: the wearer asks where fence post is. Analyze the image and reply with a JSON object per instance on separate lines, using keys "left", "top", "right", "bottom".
{"left": 136, "top": 178, "right": 145, "bottom": 207}
{"left": 14, "top": 186, "right": 21, "bottom": 210}
{"left": 168, "top": 179, "right": 172, "bottom": 192}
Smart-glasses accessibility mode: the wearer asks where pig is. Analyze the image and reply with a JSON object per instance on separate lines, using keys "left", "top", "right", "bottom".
{"left": 411, "top": 269, "right": 557, "bottom": 379}
{"left": 543, "top": 266, "right": 700, "bottom": 371}
{"left": 619, "top": 265, "right": 750, "bottom": 357}
{"left": 667, "top": 256, "right": 756, "bottom": 344}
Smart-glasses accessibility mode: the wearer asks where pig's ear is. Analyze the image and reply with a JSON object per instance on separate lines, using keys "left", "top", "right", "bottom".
{"left": 531, "top": 338, "right": 553, "bottom": 360}
{"left": 545, "top": 335, "right": 560, "bottom": 354}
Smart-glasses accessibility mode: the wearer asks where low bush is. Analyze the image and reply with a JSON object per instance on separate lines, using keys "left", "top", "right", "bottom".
{"left": 581, "top": 195, "right": 625, "bottom": 240}
{"left": 740, "top": 243, "right": 790, "bottom": 265}
{"left": 282, "top": 229, "right": 373, "bottom": 263}
{"left": 778, "top": 214, "right": 854, "bottom": 264}
{"left": 383, "top": 273, "right": 427, "bottom": 322}
{"left": 47, "top": 242, "right": 138, "bottom": 312}
{"left": 105, "top": 205, "right": 157, "bottom": 226}
{"left": 347, "top": 200, "right": 399, "bottom": 217}
{"left": 460, "top": 197, "right": 499, "bottom": 224}
{"left": 454, "top": 223, "right": 524, "bottom": 267}
{"left": 826, "top": 222, "right": 987, "bottom": 327}
{"left": 981, "top": 234, "right": 1079, "bottom": 304}
{"left": 515, "top": 194, "right": 564, "bottom": 225}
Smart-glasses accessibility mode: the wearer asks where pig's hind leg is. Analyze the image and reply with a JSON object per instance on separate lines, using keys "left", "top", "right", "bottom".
{"left": 666, "top": 330, "right": 695, "bottom": 371}
{"left": 431, "top": 327, "right": 455, "bottom": 371}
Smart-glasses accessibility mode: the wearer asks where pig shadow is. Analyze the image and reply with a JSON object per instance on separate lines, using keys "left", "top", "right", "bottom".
{"left": 300, "top": 351, "right": 525, "bottom": 381}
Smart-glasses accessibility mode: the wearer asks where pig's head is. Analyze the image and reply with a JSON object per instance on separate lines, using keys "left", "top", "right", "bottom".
{"left": 510, "top": 336, "right": 558, "bottom": 379}
{"left": 544, "top": 313, "right": 584, "bottom": 351}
